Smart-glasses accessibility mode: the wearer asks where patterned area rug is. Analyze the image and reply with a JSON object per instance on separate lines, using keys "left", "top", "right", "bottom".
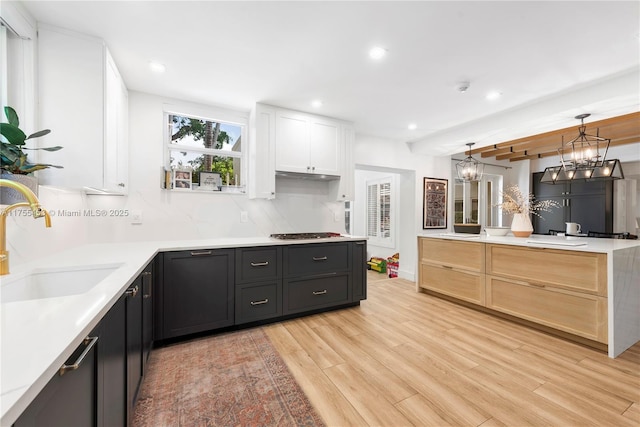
{"left": 133, "top": 328, "right": 325, "bottom": 427}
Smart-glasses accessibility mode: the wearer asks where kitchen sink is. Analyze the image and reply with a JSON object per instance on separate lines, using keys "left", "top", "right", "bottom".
{"left": 0, "top": 263, "right": 123, "bottom": 303}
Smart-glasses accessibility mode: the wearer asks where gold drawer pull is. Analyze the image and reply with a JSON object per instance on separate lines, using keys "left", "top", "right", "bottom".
{"left": 250, "top": 261, "right": 269, "bottom": 267}
{"left": 250, "top": 299, "right": 269, "bottom": 306}
{"left": 313, "top": 290, "right": 328, "bottom": 295}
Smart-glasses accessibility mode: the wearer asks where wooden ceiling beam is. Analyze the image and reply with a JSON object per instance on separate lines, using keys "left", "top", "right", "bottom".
{"left": 504, "top": 137, "right": 640, "bottom": 162}
{"left": 476, "top": 112, "right": 640, "bottom": 162}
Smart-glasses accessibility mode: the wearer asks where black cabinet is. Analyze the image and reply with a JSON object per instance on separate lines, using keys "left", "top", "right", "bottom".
{"left": 283, "top": 242, "right": 352, "bottom": 315}
{"left": 14, "top": 256, "right": 154, "bottom": 427}
{"left": 235, "top": 281, "right": 282, "bottom": 324}
{"left": 141, "top": 262, "right": 154, "bottom": 379}
{"left": 14, "top": 336, "right": 99, "bottom": 427}
{"left": 235, "top": 247, "right": 283, "bottom": 324}
{"left": 531, "top": 172, "right": 613, "bottom": 235}
{"left": 351, "top": 241, "right": 367, "bottom": 301}
{"left": 96, "top": 296, "right": 126, "bottom": 427}
{"left": 161, "top": 249, "right": 235, "bottom": 339}
{"left": 158, "top": 241, "right": 366, "bottom": 340}
{"left": 125, "top": 278, "right": 143, "bottom": 424}
{"left": 284, "top": 274, "right": 351, "bottom": 314}
{"left": 235, "top": 247, "right": 280, "bottom": 283}
{"left": 285, "top": 242, "right": 349, "bottom": 277}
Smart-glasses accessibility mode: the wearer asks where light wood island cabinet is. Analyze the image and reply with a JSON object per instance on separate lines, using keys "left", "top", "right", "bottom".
{"left": 418, "top": 237, "right": 610, "bottom": 347}
{"left": 418, "top": 237, "right": 485, "bottom": 305}
{"left": 486, "top": 244, "right": 607, "bottom": 343}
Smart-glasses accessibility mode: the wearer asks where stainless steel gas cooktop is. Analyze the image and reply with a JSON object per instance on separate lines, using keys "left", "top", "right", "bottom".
{"left": 269, "top": 232, "right": 342, "bottom": 240}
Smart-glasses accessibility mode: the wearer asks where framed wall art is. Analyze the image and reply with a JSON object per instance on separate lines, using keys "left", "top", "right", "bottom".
{"left": 423, "top": 177, "right": 448, "bottom": 229}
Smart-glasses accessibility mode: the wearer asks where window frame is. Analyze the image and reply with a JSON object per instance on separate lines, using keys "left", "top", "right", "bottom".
{"left": 163, "top": 104, "right": 248, "bottom": 193}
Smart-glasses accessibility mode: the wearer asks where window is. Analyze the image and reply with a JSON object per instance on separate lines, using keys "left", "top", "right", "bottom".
{"left": 1, "top": 10, "right": 36, "bottom": 132}
{"left": 165, "top": 111, "right": 245, "bottom": 191}
{"left": 366, "top": 177, "right": 395, "bottom": 247}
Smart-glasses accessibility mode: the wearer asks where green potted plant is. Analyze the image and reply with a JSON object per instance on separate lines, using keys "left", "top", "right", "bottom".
{"left": 1, "top": 106, "right": 62, "bottom": 203}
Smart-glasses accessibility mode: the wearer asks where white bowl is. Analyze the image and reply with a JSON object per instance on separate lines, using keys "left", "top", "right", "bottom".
{"left": 485, "top": 227, "right": 510, "bottom": 237}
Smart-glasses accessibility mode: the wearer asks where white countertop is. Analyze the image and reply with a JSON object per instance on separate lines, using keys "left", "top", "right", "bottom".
{"left": 0, "top": 235, "right": 366, "bottom": 426}
{"left": 419, "top": 232, "right": 640, "bottom": 254}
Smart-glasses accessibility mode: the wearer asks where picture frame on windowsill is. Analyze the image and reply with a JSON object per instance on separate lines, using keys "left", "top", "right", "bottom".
{"left": 199, "top": 172, "right": 222, "bottom": 191}
{"left": 172, "top": 169, "right": 193, "bottom": 191}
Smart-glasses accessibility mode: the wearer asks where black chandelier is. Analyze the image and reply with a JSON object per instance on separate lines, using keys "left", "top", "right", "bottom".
{"left": 540, "top": 113, "right": 624, "bottom": 183}
{"left": 455, "top": 142, "right": 484, "bottom": 182}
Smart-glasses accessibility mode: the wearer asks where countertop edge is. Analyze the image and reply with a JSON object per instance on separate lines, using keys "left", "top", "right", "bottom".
{"left": 417, "top": 233, "right": 640, "bottom": 254}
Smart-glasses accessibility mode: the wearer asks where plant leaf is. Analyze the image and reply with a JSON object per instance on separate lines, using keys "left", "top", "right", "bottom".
{"left": 4, "top": 106, "right": 19, "bottom": 127}
{"left": 26, "top": 129, "right": 51, "bottom": 140}
{"left": 0, "top": 123, "right": 27, "bottom": 145}
{"left": 0, "top": 144, "right": 21, "bottom": 163}
{"left": 23, "top": 146, "right": 63, "bottom": 152}
{"left": 18, "top": 163, "right": 64, "bottom": 173}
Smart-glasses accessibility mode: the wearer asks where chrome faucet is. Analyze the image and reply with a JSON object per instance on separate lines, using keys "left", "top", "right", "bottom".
{"left": 0, "top": 179, "right": 52, "bottom": 275}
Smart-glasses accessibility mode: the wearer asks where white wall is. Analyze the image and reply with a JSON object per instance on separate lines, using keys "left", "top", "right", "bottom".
{"left": 6, "top": 91, "right": 345, "bottom": 267}
{"left": 353, "top": 134, "right": 449, "bottom": 280}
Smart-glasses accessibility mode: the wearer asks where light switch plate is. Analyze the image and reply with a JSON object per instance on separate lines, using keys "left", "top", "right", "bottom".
{"left": 240, "top": 211, "right": 248, "bottom": 223}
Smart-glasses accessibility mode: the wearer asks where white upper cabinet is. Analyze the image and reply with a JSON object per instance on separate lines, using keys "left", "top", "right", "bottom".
{"left": 275, "top": 109, "right": 342, "bottom": 176}
{"left": 249, "top": 104, "right": 354, "bottom": 200}
{"left": 37, "top": 25, "right": 128, "bottom": 194}
{"left": 248, "top": 103, "right": 276, "bottom": 199}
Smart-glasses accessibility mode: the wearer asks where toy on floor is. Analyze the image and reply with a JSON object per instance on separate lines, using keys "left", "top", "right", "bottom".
{"left": 386, "top": 253, "right": 399, "bottom": 278}
{"left": 367, "top": 257, "right": 387, "bottom": 273}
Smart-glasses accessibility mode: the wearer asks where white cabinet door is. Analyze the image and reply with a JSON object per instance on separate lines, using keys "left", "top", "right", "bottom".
{"left": 37, "top": 25, "right": 128, "bottom": 194}
{"left": 275, "top": 110, "right": 310, "bottom": 174}
{"left": 248, "top": 104, "right": 276, "bottom": 199}
{"left": 103, "top": 51, "right": 128, "bottom": 194}
{"left": 275, "top": 109, "right": 342, "bottom": 175}
{"left": 331, "top": 125, "right": 355, "bottom": 201}
{"left": 309, "top": 117, "right": 341, "bottom": 176}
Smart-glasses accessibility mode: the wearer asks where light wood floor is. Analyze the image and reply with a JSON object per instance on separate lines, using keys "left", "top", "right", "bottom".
{"left": 264, "top": 271, "right": 640, "bottom": 427}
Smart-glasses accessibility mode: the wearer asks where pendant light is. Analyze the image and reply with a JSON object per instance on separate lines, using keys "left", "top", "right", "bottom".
{"left": 456, "top": 142, "right": 484, "bottom": 181}
{"left": 540, "top": 114, "right": 624, "bottom": 183}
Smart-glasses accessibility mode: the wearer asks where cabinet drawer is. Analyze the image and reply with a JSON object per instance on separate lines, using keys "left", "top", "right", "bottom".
{"left": 284, "top": 274, "right": 350, "bottom": 314}
{"left": 235, "top": 282, "right": 282, "bottom": 324}
{"left": 419, "top": 238, "right": 484, "bottom": 272}
{"left": 419, "top": 262, "right": 485, "bottom": 305}
{"left": 285, "top": 243, "right": 349, "bottom": 277}
{"left": 486, "top": 244, "right": 607, "bottom": 295}
{"left": 486, "top": 276, "right": 607, "bottom": 343}
{"left": 236, "top": 247, "right": 280, "bottom": 283}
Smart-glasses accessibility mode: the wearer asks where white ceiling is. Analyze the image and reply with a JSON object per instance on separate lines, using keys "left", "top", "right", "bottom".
{"left": 17, "top": 0, "right": 640, "bottom": 155}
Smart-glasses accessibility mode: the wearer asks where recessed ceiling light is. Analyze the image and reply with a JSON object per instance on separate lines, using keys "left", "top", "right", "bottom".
{"left": 149, "top": 61, "right": 166, "bottom": 73}
{"left": 369, "top": 46, "right": 387, "bottom": 60}
{"left": 311, "top": 100, "right": 323, "bottom": 108}
{"left": 486, "top": 91, "right": 502, "bottom": 100}
{"left": 408, "top": 123, "right": 417, "bottom": 130}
